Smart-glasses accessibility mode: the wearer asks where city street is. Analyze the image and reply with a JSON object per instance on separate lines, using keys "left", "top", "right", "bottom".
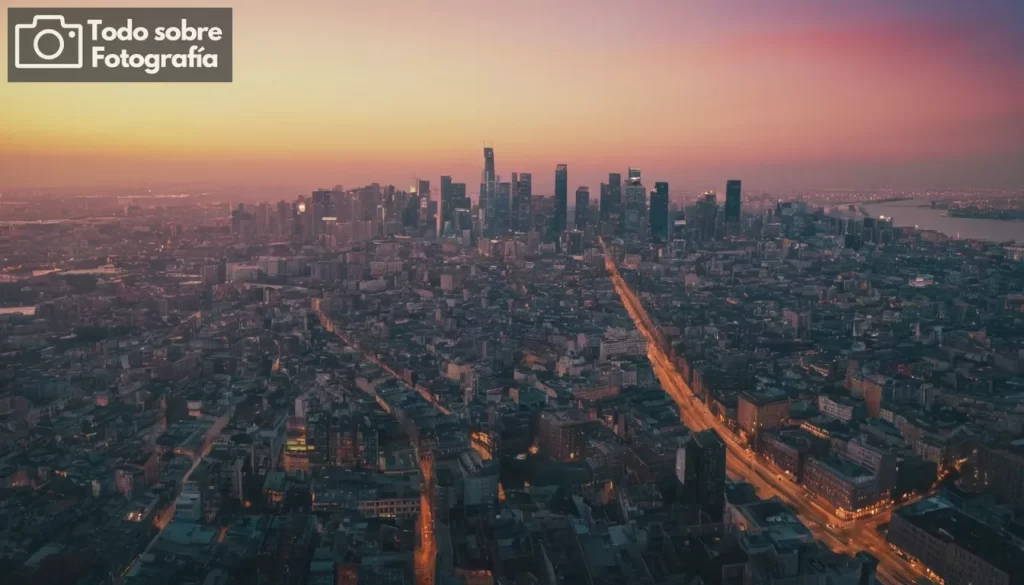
{"left": 601, "top": 238, "right": 930, "bottom": 585}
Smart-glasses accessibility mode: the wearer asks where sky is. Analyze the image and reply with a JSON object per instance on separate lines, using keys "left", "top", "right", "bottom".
{"left": 2, "top": 0, "right": 1023, "bottom": 195}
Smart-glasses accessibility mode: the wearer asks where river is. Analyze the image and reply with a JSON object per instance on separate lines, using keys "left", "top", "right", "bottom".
{"left": 862, "top": 200, "right": 1024, "bottom": 243}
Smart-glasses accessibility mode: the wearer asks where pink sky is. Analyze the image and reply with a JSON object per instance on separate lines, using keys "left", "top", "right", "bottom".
{"left": 2, "top": 0, "right": 1023, "bottom": 193}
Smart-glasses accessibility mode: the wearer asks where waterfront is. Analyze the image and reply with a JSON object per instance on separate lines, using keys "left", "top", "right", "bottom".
{"left": 863, "top": 200, "right": 1024, "bottom": 242}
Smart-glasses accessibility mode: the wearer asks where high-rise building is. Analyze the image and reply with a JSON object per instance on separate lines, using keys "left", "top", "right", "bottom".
{"left": 481, "top": 147, "right": 497, "bottom": 235}
{"left": 454, "top": 207, "right": 472, "bottom": 237}
{"left": 424, "top": 199, "right": 438, "bottom": 237}
{"left": 493, "top": 182, "right": 512, "bottom": 235}
{"left": 649, "top": 181, "right": 669, "bottom": 242}
{"left": 671, "top": 210, "right": 687, "bottom": 241}
{"left": 442, "top": 181, "right": 468, "bottom": 237}
{"left": 605, "top": 173, "right": 622, "bottom": 234}
{"left": 628, "top": 167, "right": 642, "bottom": 185}
{"left": 311, "top": 188, "right": 337, "bottom": 238}
{"left": 725, "top": 179, "right": 742, "bottom": 234}
{"left": 574, "top": 186, "right": 590, "bottom": 230}
{"left": 402, "top": 189, "right": 421, "bottom": 231}
{"left": 675, "top": 429, "right": 726, "bottom": 522}
{"left": 440, "top": 175, "right": 455, "bottom": 235}
{"left": 696, "top": 191, "right": 719, "bottom": 241}
{"left": 552, "top": 164, "right": 568, "bottom": 240}
{"left": 276, "top": 200, "right": 293, "bottom": 239}
{"left": 512, "top": 173, "right": 532, "bottom": 232}
{"left": 416, "top": 180, "right": 434, "bottom": 236}
{"left": 599, "top": 183, "right": 611, "bottom": 224}
{"left": 622, "top": 168, "right": 646, "bottom": 237}
{"left": 609, "top": 173, "right": 622, "bottom": 205}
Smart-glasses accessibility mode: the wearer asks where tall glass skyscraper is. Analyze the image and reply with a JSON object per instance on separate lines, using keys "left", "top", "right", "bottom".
{"left": 628, "top": 167, "right": 642, "bottom": 185}
{"left": 607, "top": 172, "right": 622, "bottom": 234}
{"left": 725, "top": 179, "right": 742, "bottom": 234}
{"left": 440, "top": 176, "right": 467, "bottom": 237}
{"left": 552, "top": 164, "right": 568, "bottom": 240}
{"left": 494, "top": 182, "right": 512, "bottom": 234}
{"left": 650, "top": 181, "right": 669, "bottom": 243}
{"left": 440, "top": 175, "right": 454, "bottom": 234}
{"left": 481, "top": 147, "right": 497, "bottom": 235}
{"left": 622, "top": 168, "right": 645, "bottom": 237}
{"left": 575, "top": 186, "right": 590, "bottom": 230}
{"left": 513, "top": 172, "right": 532, "bottom": 232}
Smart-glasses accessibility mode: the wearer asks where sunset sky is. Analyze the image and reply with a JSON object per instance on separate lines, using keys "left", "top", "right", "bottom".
{"left": 2, "top": 0, "right": 1023, "bottom": 195}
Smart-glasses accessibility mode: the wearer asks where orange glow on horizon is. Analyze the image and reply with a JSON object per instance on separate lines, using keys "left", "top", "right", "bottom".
{"left": 1, "top": 0, "right": 1022, "bottom": 191}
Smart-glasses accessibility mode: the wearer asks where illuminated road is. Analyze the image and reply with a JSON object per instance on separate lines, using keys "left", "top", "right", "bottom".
{"left": 314, "top": 305, "right": 437, "bottom": 585}
{"left": 600, "top": 238, "right": 929, "bottom": 585}
{"left": 415, "top": 453, "right": 437, "bottom": 585}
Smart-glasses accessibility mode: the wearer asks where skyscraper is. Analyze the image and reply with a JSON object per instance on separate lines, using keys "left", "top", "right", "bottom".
{"left": 417, "top": 180, "right": 433, "bottom": 236}
{"left": 448, "top": 181, "right": 469, "bottom": 237}
{"left": 649, "top": 182, "right": 669, "bottom": 243}
{"left": 599, "top": 183, "right": 611, "bottom": 224}
{"left": 622, "top": 168, "right": 646, "bottom": 237}
{"left": 574, "top": 186, "right": 590, "bottom": 230}
{"left": 402, "top": 190, "right": 421, "bottom": 231}
{"left": 481, "top": 147, "right": 497, "bottom": 235}
{"left": 607, "top": 173, "right": 622, "bottom": 234}
{"left": 442, "top": 176, "right": 468, "bottom": 237}
{"left": 628, "top": 167, "right": 641, "bottom": 184}
{"left": 440, "top": 175, "right": 455, "bottom": 235}
{"left": 696, "top": 191, "right": 719, "bottom": 241}
{"left": 675, "top": 429, "right": 726, "bottom": 522}
{"left": 513, "top": 173, "right": 532, "bottom": 232}
{"left": 725, "top": 179, "right": 742, "bottom": 234}
{"left": 552, "top": 164, "right": 568, "bottom": 240}
{"left": 311, "top": 188, "right": 336, "bottom": 238}
{"left": 494, "top": 182, "right": 512, "bottom": 234}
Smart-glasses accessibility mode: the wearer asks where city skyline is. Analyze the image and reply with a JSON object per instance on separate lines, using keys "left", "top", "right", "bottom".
{"left": 2, "top": 0, "right": 1024, "bottom": 192}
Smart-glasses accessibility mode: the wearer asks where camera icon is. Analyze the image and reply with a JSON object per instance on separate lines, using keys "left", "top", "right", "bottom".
{"left": 14, "top": 15, "right": 84, "bottom": 69}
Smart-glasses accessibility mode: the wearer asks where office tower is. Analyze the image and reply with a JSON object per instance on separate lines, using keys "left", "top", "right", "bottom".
{"left": 440, "top": 175, "right": 454, "bottom": 235}
{"left": 416, "top": 180, "right": 433, "bottom": 236}
{"left": 423, "top": 199, "right": 438, "bottom": 237}
{"left": 649, "top": 182, "right": 669, "bottom": 243}
{"left": 355, "top": 185, "right": 380, "bottom": 222}
{"left": 454, "top": 207, "right": 472, "bottom": 237}
{"left": 442, "top": 180, "right": 468, "bottom": 237}
{"left": 483, "top": 147, "right": 495, "bottom": 183}
{"left": 599, "top": 183, "right": 611, "bottom": 224}
{"left": 481, "top": 147, "right": 497, "bottom": 235}
{"left": 552, "top": 164, "right": 568, "bottom": 240}
{"left": 609, "top": 173, "right": 622, "bottom": 205}
{"left": 574, "top": 186, "right": 590, "bottom": 230}
{"left": 275, "top": 200, "right": 293, "bottom": 239}
{"left": 725, "top": 179, "right": 742, "bottom": 234}
{"left": 622, "top": 168, "right": 646, "bottom": 237}
{"left": 512, "top": 172, "right": 532, "bottom": 232}
{"left": 295, "top": 196, "right": 315, "bottom": 242}
{"left": 675, "top": 429, "right": 726, "bottom": 522}
{"left": 311, "top": 188, "right": 336, "bottom": 238}
{"left": 566, "top": 230, "right": 584, "bottom": 255}
{"left": 606, "top": 173, "right": 623, "bottom": 234}
{"left": 493, "top": 182, "right": 512, "bottom": 234}
{"left": 696, "top": 191, "right": 719, "bottom": 241}
{"left": 402, "top": 189, "right": 421, "bottom": 230}
{"left": 671, "top": 210, "right": 687, "bottom": 241}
